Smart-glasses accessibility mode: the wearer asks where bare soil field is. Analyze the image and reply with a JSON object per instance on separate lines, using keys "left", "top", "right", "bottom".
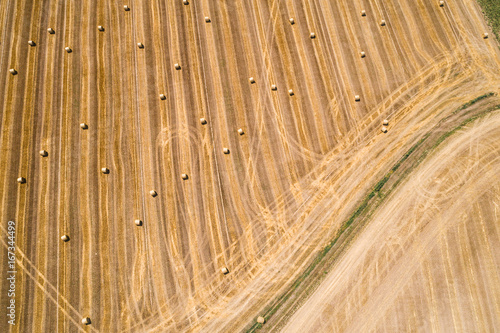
{"left": 0, "top": 0, "right": 499, "bottom": 332}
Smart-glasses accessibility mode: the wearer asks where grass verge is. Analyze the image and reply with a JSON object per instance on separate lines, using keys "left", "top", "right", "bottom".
{"left": 477, "top": 0, "right": 500, "bottom": 41}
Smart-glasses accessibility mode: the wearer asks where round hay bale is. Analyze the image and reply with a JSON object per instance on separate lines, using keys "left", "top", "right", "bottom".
{"left": 271, "top": 84, "right": 277, "bottom": 91}
{"left": 135, "top": 219, "right": 142, "bottom": 226}
{"left": 238, "top": 128, "right": 244, "bottom": 135}
{"left": 137, "top": 43, "right": 144, "bottom": 49}
{"left": 205, "top": 17, "right": 211, "bottom": 23}
{"left": 80, "top": 123, "right": 88, "bottom": 130}
{"left": 200, "top": 118, "right": 207, "bottom": 125}
{"left": 223, "top": 148, "right": 230, "bottom": 154}
{"left": 150, "top": 190, "right": 158, "bottom": 197}
{"left": 483, "top": 33, "right": 489, "bottom": 39}
{"left": 181, "top": 173, "right": 189, "bottom": 180}
{"left": 61, "top": 235, "right": 70, "bottom": 242}
{"left": 381, "top": 126, "right": 388, "bottom": 133}
{"left": 9, "top": 69, "right": 17, "bottom": 75}
{"left": 361, "top": 10, "right": 366, "bottom": 16}
{"left": 28, "top": 40, "right": 36, "bottom": 46}
{"left": 355, "top": 95, "right": 361, "bottom": 102}
{"left": 380, "top": 20, "right": 386, "bottom": 26}
{"left": 101, "top": 167, "right": 110, "bottom": 174}
{"left": 47, "top": 28, "right": 55, "bottom": 34}
{"left": 159, "top": 94, "right": 166, "bottom": 100}
{"left": 124, "top": 5, "right": 130, "bottom": 11}
{"left": 249, "top": 77, "right": 255, "bottom": 84}
{"left": 439, "top": 1, "right": 445, "bottom": 7}
{"left": 40, "top": 150, "right": 48, "bottom": 157}
{"left": 360, "top": 51, "right": 366, "bottom": 58}
{"left": 81, "top": 317, "right": 91, "bottom": 325}
{"left": 288, "top": 89, "right": 294, "bottom": 96}
{"left": 98, "top": 26, "right": 104, "bottom": 31}
{"left": 65, "top": 47, "right": 72, "bottom": 53}
{"left": 221, "top": 267, "right": 229, "bottom": 275}
{"left": 17, "top": 177, "right": 26, "bottom": 184}
{"left": 383, "top": 119, "right": 389, "bottom": 126}
{"left": 289, "top": 18, "right": 295, "bottom": 25}
{"left": 257, "top": 316, "right": 266, "bottom": 324}
{"left": 310, "top": 32, "right": 316, "bottom": 39}
{"left": 175, "top": 63, "right": 181, "bottom": 70}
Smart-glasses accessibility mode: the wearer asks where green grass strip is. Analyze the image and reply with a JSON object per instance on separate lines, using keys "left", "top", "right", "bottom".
{"left": 477, "top": 0, "right": 500, "bottom": 41}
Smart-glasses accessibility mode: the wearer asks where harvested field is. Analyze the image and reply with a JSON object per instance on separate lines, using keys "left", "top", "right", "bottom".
{"left": 283, "top": 109, "right": 500, "bottom": 332}
{"left": 0, "top": 0, "right": 499, "bottom": 332}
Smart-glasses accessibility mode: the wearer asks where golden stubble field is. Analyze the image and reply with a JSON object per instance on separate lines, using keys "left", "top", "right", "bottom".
{"left": 0, "top": 0, "right": 499, "bottom": 332}
{"left": 284, "top": 111, "right": 500, "bottom": 332}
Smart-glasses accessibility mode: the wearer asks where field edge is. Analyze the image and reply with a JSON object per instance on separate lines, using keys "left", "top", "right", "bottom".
{"left": 244, "top": 92, "right": 500, "bottom": 332}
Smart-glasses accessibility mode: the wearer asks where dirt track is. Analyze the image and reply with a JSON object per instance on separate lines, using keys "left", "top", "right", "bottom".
{"left": 0, "top": 0, "right": 499, "bottom": 332}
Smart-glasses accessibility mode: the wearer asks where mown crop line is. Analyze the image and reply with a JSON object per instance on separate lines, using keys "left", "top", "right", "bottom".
{"left": 245, "top": 93, "right": 498, "bottom": 332}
